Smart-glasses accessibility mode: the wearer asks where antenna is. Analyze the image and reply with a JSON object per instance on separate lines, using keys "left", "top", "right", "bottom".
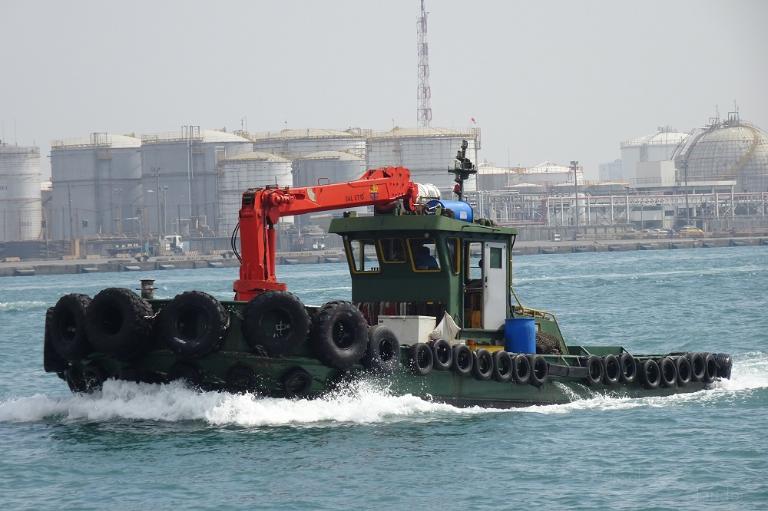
{"left": 416, "top": 0, "right": 432, "bottom": 128}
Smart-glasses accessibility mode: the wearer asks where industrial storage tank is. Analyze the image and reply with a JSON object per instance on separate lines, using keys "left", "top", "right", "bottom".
{"left": 673, "top": 113, "right": 768, "bottom": 192}
{"left": 217, "top": 151, "right": 293, "bottom": 235}
{"left": 620, "top": 127, "right": 688, "bottom": 185}
{"left": 366, "top": 127, "right": 480, "bottom": 195}
{"left": 291, "top": 150, "right": 366, "bottom": 187}
{"left": 246, "top": 128, "right": 367, "bottom": 159}
{"left": 292, "top": 151, "right": 367, "bottom": 228}
{"left": 49, "top": 133, "right": 141, "bottom": 240}
{"left": 140, "top": 127, "right": 251, "bottom": 236}
{"left": 0, "top": 143, "right": 42, "bottom": 241}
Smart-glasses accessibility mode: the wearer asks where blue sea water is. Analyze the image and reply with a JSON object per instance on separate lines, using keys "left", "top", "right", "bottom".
{"left": 0, "top": 246, "right": 766, "bottom": 510}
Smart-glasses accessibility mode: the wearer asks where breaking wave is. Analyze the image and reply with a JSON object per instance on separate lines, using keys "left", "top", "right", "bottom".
{"left": 0, "top": 300, "right": 47, "bottom": 312}
{"left": 0, "top": 353, "right": 765, "bottom": 426}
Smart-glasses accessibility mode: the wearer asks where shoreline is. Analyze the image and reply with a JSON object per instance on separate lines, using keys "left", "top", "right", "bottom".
{"left": 1, "top": 235, "right": 765, "bottom": 278}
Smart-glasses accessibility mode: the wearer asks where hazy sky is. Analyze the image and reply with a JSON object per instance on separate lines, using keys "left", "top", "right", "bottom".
{"left": 1, "top": 0, "right": 766, "bottom": 179}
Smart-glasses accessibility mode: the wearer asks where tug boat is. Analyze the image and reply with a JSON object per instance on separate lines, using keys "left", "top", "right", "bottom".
{"left": 43, "top": 143, "right": 732, "bottom": 407}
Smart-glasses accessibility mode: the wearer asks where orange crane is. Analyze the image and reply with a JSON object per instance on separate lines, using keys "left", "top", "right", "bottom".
{"left": 233, "top": 166, "right": 419, "bottom": 302}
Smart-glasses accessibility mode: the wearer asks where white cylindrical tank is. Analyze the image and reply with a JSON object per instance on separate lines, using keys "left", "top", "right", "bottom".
{"left": 140, "top": 128, "right": 251, "bottom": 236}
{"left": 291, "top": 150, "right": 366, "bottom": 188}
{"left": 50, "top": 133, "right": 142, "bottom": 240}
{"left": 292, "top": 151, "right": 367, "bottom": 228}
{"left": 217, "top": 151, "right": 293, "bottom": 234}
{"left": 620, "top": 128, "right": 688, "bottom": 185}
{"left": 366, "top": 127, "right": 480, "bottom": 196}
{"left": 0, "top": 143, "right": 42, "bottom": 241}
{"left": 249, "top": 128, "right": 367, "bottom": 159}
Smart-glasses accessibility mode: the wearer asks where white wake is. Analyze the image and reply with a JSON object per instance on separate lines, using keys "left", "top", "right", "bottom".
{"left": 0, "top": 353, "right": 765, "bottom": 425}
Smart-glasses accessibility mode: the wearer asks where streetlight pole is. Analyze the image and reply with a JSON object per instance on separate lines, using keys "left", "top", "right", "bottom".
{"left": 570, "top": 160, "right": 579, "bottom": 235}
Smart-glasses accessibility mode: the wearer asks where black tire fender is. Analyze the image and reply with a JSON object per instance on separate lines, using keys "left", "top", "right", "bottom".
{"left": 51, "top": 293, "right": 92, "bottom": 361}
{"left": 158, "top": 291, "right": 229, "bottom": 359}
{"left": 409, "top": 343, "right": 433, "bottom": 376}
{"left": 282, "top": 367, "right": 313, "bottom": 398}
{"left": 431, "top": 339, "right": 453, "bottom": 371}
{"left": 310, "top": 301, "right": 369, "bottom": 370}
{"left": 472, "top": 349, "right": 493, "bottom": 381}
{"left": 452, "top": 344, "right": 473, "bottom": 376}
{"left": 640, "top": 359, "right": 661, "bottom": 389}
{"left": 66, "top": 363, "right": 106, "bottom": 393}
{"left": 659, "top": 357, "right": 677, "bottom": 387}
{"left": 243, "top": 291, "right": 310, "bottom": 356}
{"left": 584, "top": 355, "right": 603, "bottom": 386}
{"left": 676, "top": 356, "right": 692, "bottom": 386}
{"left": 714, "top": 353, "right": 733, "bottom": 379}
{"left": 85, "top": 288, "right": 154, "bottom": 360}
{"left": 512, "top": 354, "right": 531, "bottom": 384}
{"left": 689, "top": 352, "right": 706, "bottom": 382}
{"left": 492, "top": 351, "right": 513, "bottom": 383}
{"left": 362, "top": 325, "right": 401, "bottom": 374}
{"left": 528, "top": 354, "right": 548, "bottom": 387}
{"left": 619, "top": 352, "right": 637, "bottom": 384}
{"left": 603, "top": 354, "right": 621, "bottom": 385}
{"left": 703, "top": 353, "right": 718, "bottom": 384}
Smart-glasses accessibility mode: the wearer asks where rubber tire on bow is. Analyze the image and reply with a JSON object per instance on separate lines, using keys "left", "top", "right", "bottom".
{"left": 431, "top": 339, "right": 453, "bottom": 371}
{"left": 157, "top": 291, "right": 229, "bottom": 359}
{"left": 714, "top": 353, "right": 733, "bottom": 379}
{"left": 619, "top": 352, "right": 637, "bottom": 384}
{"left": 282, "top": 367, "right": 313, "bottom": 398}
{"left": 310, "top": 301, "right": 368, "bottom": 370}
{"left": 243, "top": 291, "right": 310, "bottom": 356}
{"left": 492, "top": 351, "right": 513, "bottom": 383}
{"left": 512, "top": 354, "right": 531, "bottom": 384}
{"left": 362, "top": 325, "right": 401, "bottom": 374}
{"left": 85, "top": 288, "right": 154, "bottom": 360}
{"left": 675, "top": 356, "right": 692, "bottom": 386}
{"left": 603, "top": 354, "right": 621, "bottom": 385}
{"left": 528, "top": 354, "right": 549, "bottom": 387}
{"left": 659, "top": 357, "right": 677, "bottom": 388}
{"left": 584, "top": 355, "right": 604, "bottom": 386}
{"left": 66, "top": 363, "right": 106, "bottom": 393}
{"left": 640, "top": 359, "right": 661, "bottom": 389}
{"left": 409, "top": 343, "right": 434, "bottom": 376}
{"left": 452, "top": 344, "right": 473, "bottom": 376}
{"left": 50, "top": 293, "right": 92, "bottom": 361}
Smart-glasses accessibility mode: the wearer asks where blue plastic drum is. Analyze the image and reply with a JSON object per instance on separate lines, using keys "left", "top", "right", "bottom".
{"left": 504, "top": 318, "right": 536, "bottom": 354}
{"left": 426, "top": 199, "right": 474, "bottom": 223}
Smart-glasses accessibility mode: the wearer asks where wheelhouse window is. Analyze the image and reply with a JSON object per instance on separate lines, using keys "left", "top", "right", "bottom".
{"left": 408, "top": 237, "right": 441, "bottom": 272}
{"left": 489, "top": 246, "right": 503, "bottom": 269}
{"left": 446, "top": 238, "right": 460, "bottom": 274}
{"left": 346, "top": 239, "right": 380, "bottom": 273}
{"left": 379, "top": 238, "right": 406, "bottom": 263}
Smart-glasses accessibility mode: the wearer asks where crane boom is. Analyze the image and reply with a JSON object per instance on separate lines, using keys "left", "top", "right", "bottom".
{"left": 233, "top": 166, "right": 418, "bottom": 301}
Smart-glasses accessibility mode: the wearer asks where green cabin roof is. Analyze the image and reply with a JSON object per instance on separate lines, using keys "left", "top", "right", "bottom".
{"left": 329, "top": 213, "right": 517, "bottom": 237}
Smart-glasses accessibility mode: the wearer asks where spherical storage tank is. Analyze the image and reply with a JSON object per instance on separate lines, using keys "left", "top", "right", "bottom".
{"left": 673, "top": 114, "right": 768, "bottom": 192}
{"left": 217, "top": 151, "right": 293, "bottom": 235}
{"left": 0, "top": 143, "right": 42, "bottom": 241}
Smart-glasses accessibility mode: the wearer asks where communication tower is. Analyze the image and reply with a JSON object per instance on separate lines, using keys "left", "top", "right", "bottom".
{"left": 416, "top": 0, "right": 432, "bottom": 128}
